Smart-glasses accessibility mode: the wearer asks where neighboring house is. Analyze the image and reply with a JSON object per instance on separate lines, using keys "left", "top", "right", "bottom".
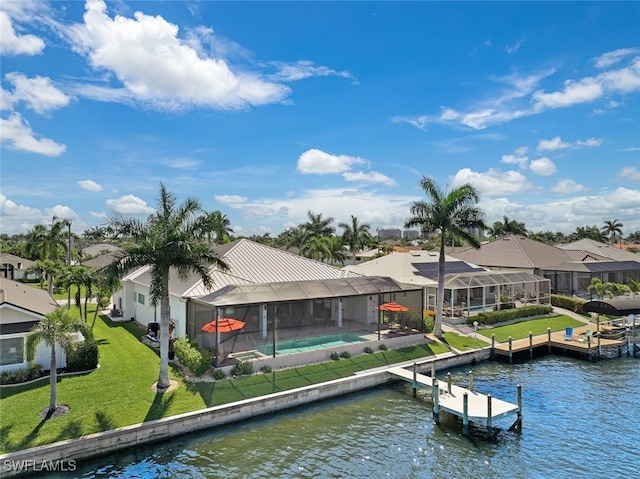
{"left": 0, "top": 253, "right": 35, "bottom": 281}
{"left": 82, "top": 243, "right": 122, "bottom": 259}
{"left": 344, "top": 250, "right": 550, "bottom": 315}
{"left": 113, "top": 239, "right": 421, "bottom": 354}
{"left": 450, "top": 235, "right": 640, "bottom": 298}
{"left": 0, "top": 278, "right": 73, "bottom": 373}
{"left": 557, "top": 239, "right": 640, "bottom": 262}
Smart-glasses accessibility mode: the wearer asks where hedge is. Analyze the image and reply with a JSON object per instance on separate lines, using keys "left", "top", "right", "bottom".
{"left": 173, "top": 338, "right": 213, "bottom": 377}
{"left": 467, "top": 304, "right": 553, "bottom": 325}
{"left": 550, "top": 294, "right": 587, "bottom": 314}
{"left": 65, "top": 338, "right": 99, "bottom": 372}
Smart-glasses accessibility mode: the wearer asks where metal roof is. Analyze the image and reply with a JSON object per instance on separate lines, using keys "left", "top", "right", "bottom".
{"left": 193, "top": 276, "right": 421, "bottom": 307}
{"left": 121, "top": 239, "right": 361, "bottom": 298}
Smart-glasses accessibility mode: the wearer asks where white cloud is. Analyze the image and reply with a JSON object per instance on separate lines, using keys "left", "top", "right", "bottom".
{"left": 532, "top": 77, "right": 603, "bottom": 109}
{"left": 505, "top": 39, "right": 525, "bottom": 54}
{"left": 5, "top": 72, "right": 71, "bottom": 114}
{"left": 0, "top": 10, "right": 45, "bottom": 56}
{"left": 297, "top": 148, "right": 366, "bottom": 175}
{"left": 529, "top": 157, "right": 556, "bottom": 176}
{"left": 342, "top": 171, "right": 396, "bottom": 186}
{"left": 215, "top": 194, "right": 247, "bottom": 205}
{"left": 617, "top": 166, "right": 640, "bottom": 181}
{"left": 537, "top": 136, "right": 602, "bottom": 151}
{"left": 66, "top": 0, "right": 290, "bottom": 110}
{"left": 0, "top": 194, "right": 45, "bottom": 234}
{"left": 514, "top": 146, "right": 528, "bottom": 156}
{"left": 537, "top": 136, "right": 571, "bottom": 151}
{"left": 47, "top": 205, "right": 80, "bottom": 222}
{"left": 268, "top": 60, "right": 355, "bottom": 83}
{"left": 551, "top": 179, "right": 587, "bottom": 194}
{"left": 621, "top": 147, "right": 640, "bottom": 152}
{"left": 501, "top": 154, "right": 528, "bottom": 168}
{"left": 0, "top": 113, "right": 66, "bottom": 156}
{"left": 90, "top": 211, "right": 108, "bottom": 219}
{"left": 105, "top": 194, "right": 155, "bottom": 214}
{"left": 78, "top": 179, "right": 103, "bottom": 191}
{"left": 451, "top": 168, "right": 531, "bottom": 196}
{"left": 593, "top": 48, "right": 640, "bottom": 69}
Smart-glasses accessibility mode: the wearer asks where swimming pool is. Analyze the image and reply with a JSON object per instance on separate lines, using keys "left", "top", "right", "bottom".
{"left": 257, "top": 333, "right": 367, "bottom": 356}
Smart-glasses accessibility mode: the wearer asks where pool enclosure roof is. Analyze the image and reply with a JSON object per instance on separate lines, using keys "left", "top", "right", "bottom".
{"left": 192, "top": 276, "right": 421, "bottom": 307}
{"left": 441, "top": 270, "right": 548, "bottom": 290}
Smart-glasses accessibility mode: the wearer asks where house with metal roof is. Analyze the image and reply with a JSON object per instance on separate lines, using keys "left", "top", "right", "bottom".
{"left": 113, "top": 239, "right": 423, "bottom": 366}
{"left": 344, "top": 250, "right": 551, "bottom": 318}
{"left": 0, "top": 277, "right": 74, "bottom": 373}
{"left": 450, "top": 235, "right": 640, "bottom": 298}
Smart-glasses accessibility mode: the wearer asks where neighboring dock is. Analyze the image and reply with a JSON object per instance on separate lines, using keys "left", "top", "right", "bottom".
{"left": 387, "top": 365, "right": 521, "bottom": 439}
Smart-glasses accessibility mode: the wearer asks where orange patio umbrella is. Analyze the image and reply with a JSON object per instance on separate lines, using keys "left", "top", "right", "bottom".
{"left": 376, "top": 301, "right": 409, "bottom": 312}
{"left": 201, "top": 318, "right": 245, "bottom": 333}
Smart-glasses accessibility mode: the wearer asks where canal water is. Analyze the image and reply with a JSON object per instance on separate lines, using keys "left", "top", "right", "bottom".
{"left": 48, "top": 356, "right": 638, "bottom": 478}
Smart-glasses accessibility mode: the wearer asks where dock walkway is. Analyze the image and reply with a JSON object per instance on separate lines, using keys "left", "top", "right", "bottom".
{"left": 387, "top": 365, "right": 521, "bottom": 436}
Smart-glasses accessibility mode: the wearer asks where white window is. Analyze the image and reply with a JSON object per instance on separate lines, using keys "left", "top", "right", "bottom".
{"left": 0, "top": 336, "right": 25, "bottom": 366}
{"left": 137, "top": 293, "right": 145, "bottom": 305}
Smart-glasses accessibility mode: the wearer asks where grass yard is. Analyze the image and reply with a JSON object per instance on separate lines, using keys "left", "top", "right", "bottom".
{"left": 442, "top": 332, "right": 490, "bottom": 351}
{"left": 478, "top": 315, "right": 585, "bottom": 343}
{"left": 0, "top": 311, "right": 449, "bottom": 453}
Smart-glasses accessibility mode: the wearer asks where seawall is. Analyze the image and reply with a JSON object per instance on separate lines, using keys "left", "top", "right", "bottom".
{"left": 0, "top": 349, "right": 490, "bottom": 478}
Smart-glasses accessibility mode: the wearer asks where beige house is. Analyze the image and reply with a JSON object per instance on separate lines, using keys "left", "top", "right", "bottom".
{"left": 0, "top": 278, "right": 72, "bottom": 373}
{"left": 0, "top": 253, "right": 35, "bottom": 281}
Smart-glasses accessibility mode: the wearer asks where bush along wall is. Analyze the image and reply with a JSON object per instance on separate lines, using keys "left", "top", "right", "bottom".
{"left": 173, "top": 338, "right": 213, "bottom": 377}
{"left": 468, "top": 305, "right": 553, "bottom": 326}
{"left": 551, "top": 294, "right": 587, "bottom": 314}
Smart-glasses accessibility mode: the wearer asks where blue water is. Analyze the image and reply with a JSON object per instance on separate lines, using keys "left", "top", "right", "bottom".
{"left": 257, "top": 332, "right": 367, "bottom": 356}
{"left": 43, "top": 355, "right": 640, "bottom": 478}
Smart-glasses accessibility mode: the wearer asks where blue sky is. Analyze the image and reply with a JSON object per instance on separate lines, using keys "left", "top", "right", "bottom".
{"left": 1, "top": 1, "right": 639, "bottom": 238}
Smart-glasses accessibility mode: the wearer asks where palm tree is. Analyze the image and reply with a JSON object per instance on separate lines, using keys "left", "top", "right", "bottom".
{"left": 601, "top": 219, "right": 623, "bottom": 247}
{"left": 326, "top": 235, "right": 347, "bottom": 265}
{"left": 587, "top": 278, "right": 607, "bottom": 299}
{"left": 60, "top": 265, "right": 92, "bottom": 319}
{"left": 339, "top": 215, "right": 373, "bottom": 263}
{"left": 300, "top": 236, "right": 332, "bottom": 261}
{"left": 25, "top": 217, "right": 70, "bottom": 295}
{"left": 405, "top": 178, "right": 486, "bottom": 337}
{"left": 302, "top": 211, "right": 335, "bottom": 239}
{"left": 105, "top": 183, "right": 228, "bottom": 390}
{"left": 202, "top": 211, "right": 234, "bottom": 244}
{"left": 26, "top": 307, "right": 87, "bottom": 416}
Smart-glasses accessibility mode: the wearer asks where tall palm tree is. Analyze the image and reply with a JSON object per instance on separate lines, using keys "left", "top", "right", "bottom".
{"left": 202, "top": 211, "right": 234, "bottom": 244}
{"left": 25, "top": 217, "right": 70, "bottom": 294}
{"left": 300, "top": 236, "right": 332, "bottom": 261}
{"left": 326, "top": 235, "right": 347, "bottom": 265}
{"left": 302, "top": 211, "right": 335, "bottom": 239}
{"left": 339, "top": 215, "right": 373, "bottom": 263}
{"left": 405, "top": 178, "right": 486, "bottom": 336}
{"left": 601, "top": 219, "right": 623, "bottom": 247}
{"left": 105, "top": 183, "right": 228, "bottom": 390}
{"left": 27, "top": 307, "right": 87, "bottom": 416}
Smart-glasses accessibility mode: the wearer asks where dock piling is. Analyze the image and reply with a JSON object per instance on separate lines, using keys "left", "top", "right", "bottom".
{"left": 447, "top": 372, "right": 452, "bottom": 395}
{"left": 491, "top": 334, "right": 495, "bottom": 360}
{"left": 547, "top": 327, "right": 551, "bottom": 354}
{"left": 487, "top": 394, "right": 493, "bottom": 439}
{"left": 433, "top": 381, "right": 440, "bottom": 424}
{"left": 508, "top": 336, "right": 513, "bottom": 364}
{"left": 529, "top": 332, "right": 533, "bottom": 360}
{"left": 412, "top": 363, "right": 417, "bottom": 398}
{"left": 597, "top": 332, "right": 601, "bottom": 360}
{"left": 462, "top": 392, "right": 469, "bottom": 436}
{"left": 588, "top": 334, "right": 592, "bottom": 361}
{"left": 431, "top": 362, "right": 435, "bottom": 379}
{"left": 468, "top": 370, "right": 474, "bottom": 391}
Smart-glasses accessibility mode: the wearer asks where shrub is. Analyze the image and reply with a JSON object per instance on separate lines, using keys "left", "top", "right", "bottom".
{"left": 379, "top": 344, "right": 388, "bottom": 351}
{"left": 423, "top": 314, "right": 435, "bottom": 334}
{"left": 230, "top": 360, "right": 253, "bottom": 377}
{"left": 551, "top": 294, "right": 587, "bottom": 314}
{"left": 65, "top": 339, "right": 99, "bottom": 372}
{"left": 330, "top": 352, "right": 340, "bottom": 361}
{"left": 364, "top": 346, "right": 374, "bottom": 354}
{"left": 468, "top": 305, "right": 553, "bottom": 326}
{"left": 0, "top": 364, "right": 44, "bottom": 385}
{"left": 212, "top": 368, "right": 226, "bottom": 380}
{"left": 339, "top": 351, "right": 351, "bottom": 359}
{"left": 260, "top": 365, "right": 273, "bottom": 374}
{"left": 173, "top": 338, "right": 212, "bottom": 377}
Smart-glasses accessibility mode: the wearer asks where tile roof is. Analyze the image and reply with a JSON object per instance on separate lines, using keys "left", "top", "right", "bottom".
{"left": 0, "top": 277, "right": 58, "bottom": 318}
{"left": 558, "top": 239, "right": 640, "bottom": 262}
{"left": 0, "top": 253, "right": 35, "bottom": 268}
{"left": 450, "top": 235, "right": 574, "bottom": 269}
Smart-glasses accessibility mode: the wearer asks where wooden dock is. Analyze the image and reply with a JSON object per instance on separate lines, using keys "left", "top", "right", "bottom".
{"left": 387, "top": 366, "right": 521, "bottom": 437}
{"left": 492, "top": 323, "right": 627, "bottom": 359}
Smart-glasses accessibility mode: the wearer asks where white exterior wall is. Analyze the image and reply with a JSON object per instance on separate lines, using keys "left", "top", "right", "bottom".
{"left": 113, "top": 283, "right": 187, "bottom": 338}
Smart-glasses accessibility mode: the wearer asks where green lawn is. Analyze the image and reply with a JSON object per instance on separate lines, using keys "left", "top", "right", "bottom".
{"left": 442, "top": 332, "right": 490, "bottom": 351}
{"left": 52, "top": 284, "right": 88, "bottom": 301}
{"left": 0, "top": 311, "right": 449, "bottom": 453}
{"left": 478, "top": 315, "right": 585, "bottom": 343}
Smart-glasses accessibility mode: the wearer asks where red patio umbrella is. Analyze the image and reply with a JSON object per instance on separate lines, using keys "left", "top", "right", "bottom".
{"left": 376, "top": 302, "right": 409, "bottom": 312}
{"left": 201, "top": 318, "right": 246, "bottom": 333}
